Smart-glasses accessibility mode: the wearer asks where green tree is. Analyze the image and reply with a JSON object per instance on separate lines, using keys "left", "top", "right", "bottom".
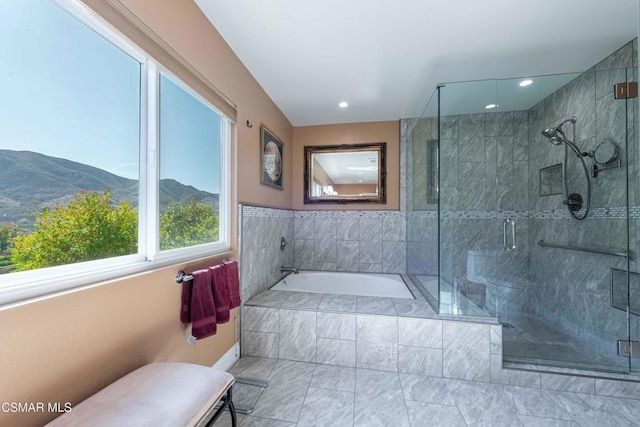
{"left": 11, "top": 190, "right": 137, "bottom": 271}
{"left": 0, "top": 224, "right": 19, "bottom": 253}
{"left": 160, "top": 199, "right": 218, "bottom": 250}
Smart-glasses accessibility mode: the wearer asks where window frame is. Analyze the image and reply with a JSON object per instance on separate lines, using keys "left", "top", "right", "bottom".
{"left": 151, "top": 68, "right": 230, "bottom": 261}
{"left": 0, "top": 0, "right": 232, "bottom": 306}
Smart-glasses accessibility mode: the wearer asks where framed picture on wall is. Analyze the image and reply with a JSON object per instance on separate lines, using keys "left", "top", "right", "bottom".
{"left": 260, "top": 125, "right": 284, "bottom": 190}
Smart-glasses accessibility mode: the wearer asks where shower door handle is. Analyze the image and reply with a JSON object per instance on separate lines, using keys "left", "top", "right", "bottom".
{"left": 503, "top": 218, "right": 516, "bottom": 251}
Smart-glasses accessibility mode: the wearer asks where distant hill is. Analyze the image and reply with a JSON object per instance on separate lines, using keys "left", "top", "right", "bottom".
{"left": 0, "top": 150, "right": 219, "bottom": 231}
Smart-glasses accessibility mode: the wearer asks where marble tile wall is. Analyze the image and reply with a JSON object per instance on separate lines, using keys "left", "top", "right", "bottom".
{"left": 292, "top": 211, "right": 407, "bottom": 274}
{"left": 240, "top": 206, "right": 294, "bottom": 301}
{"left": 241, "top": 205, "right": 410, "bottom": 291}
{"left": 403, "top": 117, "right": 438, "bottom": 276}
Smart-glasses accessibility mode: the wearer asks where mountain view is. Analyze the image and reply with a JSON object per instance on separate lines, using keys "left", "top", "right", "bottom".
{"left": 0, "top": 149, "right": 219, "bottom": 231}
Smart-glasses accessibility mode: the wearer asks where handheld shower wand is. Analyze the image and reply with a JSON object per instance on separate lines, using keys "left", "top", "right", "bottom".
{"left": 540, "top": 117, "right": 591, "bottom": 220}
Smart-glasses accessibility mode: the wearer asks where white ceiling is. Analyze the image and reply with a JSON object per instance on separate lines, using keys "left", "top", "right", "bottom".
{"left": 195, "top": 0, "right": 637, "bottom": 126}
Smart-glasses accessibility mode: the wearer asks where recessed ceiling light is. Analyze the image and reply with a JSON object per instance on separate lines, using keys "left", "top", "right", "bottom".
{"left": 347, "top": 166, "right": 377, "bottom": 171}
{"left": 339, "top": 101, "right": 348, "bottom": 108}
{"left": 485, "top": 104, "right": 498, "bottom": 110}
{"left": 519, "top": 79, "right": 533, "bottom": 87}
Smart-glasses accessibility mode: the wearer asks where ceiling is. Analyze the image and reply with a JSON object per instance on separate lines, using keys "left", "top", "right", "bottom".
{"left": 195, "top": 0, "right": 637, "bottom": 126}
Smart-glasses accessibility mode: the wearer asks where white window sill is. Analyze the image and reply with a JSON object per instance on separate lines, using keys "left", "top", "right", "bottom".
{"left": 0, "top": 244, "right": 231, "bottom": 309}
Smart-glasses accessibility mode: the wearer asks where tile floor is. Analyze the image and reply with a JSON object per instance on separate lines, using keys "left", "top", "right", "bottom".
{"left": 216, "top": 356, "right": 640, "bottom": 427}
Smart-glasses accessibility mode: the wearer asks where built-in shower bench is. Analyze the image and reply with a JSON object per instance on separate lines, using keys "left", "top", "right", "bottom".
{"left": 45, "top": 362, "right": 237, "bottom": 427}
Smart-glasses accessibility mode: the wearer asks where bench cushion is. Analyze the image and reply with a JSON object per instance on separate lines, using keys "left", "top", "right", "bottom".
{"left": 46, "top": 362, "right": 234, "bottom": 427}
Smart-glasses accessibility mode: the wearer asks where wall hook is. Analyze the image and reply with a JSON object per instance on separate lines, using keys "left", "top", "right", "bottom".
{"left": 280, "top": 236, "right": 288, "bottom": 251}
{"left": 246, "top": 120, "right": 253, "bottom": 128}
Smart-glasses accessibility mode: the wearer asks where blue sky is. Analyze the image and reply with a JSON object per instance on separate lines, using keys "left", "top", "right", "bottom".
{"left": 0, "top": 0, "right": 220, "bottom": 194}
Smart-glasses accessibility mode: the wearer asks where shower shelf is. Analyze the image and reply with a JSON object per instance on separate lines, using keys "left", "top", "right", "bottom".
{"left": 537, "top": 240, "right": 635, "bottom": 260}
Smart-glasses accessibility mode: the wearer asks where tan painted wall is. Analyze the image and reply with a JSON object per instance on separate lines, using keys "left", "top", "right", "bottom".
{"left": 0, "top": 1, "right": 294, "bottom": 425}
{"left": 293, "top": 121, "right": 400, "bottom": 210}
{"left": 333, "top": 183, "right": 378, "bottom": 195}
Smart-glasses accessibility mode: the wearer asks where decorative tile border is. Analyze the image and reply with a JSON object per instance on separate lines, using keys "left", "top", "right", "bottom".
{"left": 439, "top": 210, "right": 529, "bottom": 220}
{"left": 242, "top": 205, "right": 639, "bottom": 220}
{"left": 242, "top": 205, "right": 295, "bottom": 218}
{"left": 434, "top": 207, "right": 635, "bottom": 220}
{"left": 528, "top": 207, "right": 630, "bottom": 220}
{"left": 294, "top": 210, "right": 405, "bottom": 219}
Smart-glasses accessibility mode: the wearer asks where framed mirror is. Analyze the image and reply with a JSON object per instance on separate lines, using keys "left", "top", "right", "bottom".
{"left": 304, "top": 142, "right": 386, "bottom": 204}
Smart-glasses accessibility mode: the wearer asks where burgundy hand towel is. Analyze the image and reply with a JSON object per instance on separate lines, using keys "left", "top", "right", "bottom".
{"left": 210, "top": 264, "right": 230, "bottom": 324}
{"left": 227, "top": 260, "right": 241, "bottom": 309}
{"left": 190, "top": 269, "right": 217, "bottom": 339}
{"left": 180, "top": 278, "right": 193, "bottom": 324}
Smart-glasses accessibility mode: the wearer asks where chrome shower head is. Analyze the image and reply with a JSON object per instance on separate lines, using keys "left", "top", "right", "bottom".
{"left": 541, "top": 124, "right": 583, "bottom": 158}
{"left": 542, "top": 127, "right": 563, "bottom": 145}
{"left": 542, "top": 117, "right": 578, "bottom": 143}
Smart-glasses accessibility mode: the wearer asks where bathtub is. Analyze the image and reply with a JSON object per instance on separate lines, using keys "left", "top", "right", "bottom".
{"left": 270, "top": 271, "right": 414, "bottom": 299}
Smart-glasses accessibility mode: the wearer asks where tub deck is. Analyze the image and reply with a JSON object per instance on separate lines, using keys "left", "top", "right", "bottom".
{"left": 248, "top": 274, "right": 437, "bottom": 318}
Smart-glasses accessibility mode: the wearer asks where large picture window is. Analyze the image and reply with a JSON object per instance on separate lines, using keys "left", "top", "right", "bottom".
{"left": 0, "top": 0, "right": 231, "bottom": 303}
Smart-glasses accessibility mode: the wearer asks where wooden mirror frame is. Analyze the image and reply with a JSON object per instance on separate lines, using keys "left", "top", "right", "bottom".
{"left": 303, "top": 142, "right": 386, "bottom": 204}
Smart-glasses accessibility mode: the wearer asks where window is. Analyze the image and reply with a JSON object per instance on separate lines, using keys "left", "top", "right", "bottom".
{"left": 0, "top": 0, "right": 231, "bottom": 303}
{"left": 311, "top": 181, "right": 323, "bottom": 197}
{"left": 158, "top": 74, "right": 223, "bottom": 252}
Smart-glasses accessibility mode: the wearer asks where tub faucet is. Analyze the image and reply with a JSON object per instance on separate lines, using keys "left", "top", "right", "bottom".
{"left": 281, "top": 266, "right": 299, "bottom": 274}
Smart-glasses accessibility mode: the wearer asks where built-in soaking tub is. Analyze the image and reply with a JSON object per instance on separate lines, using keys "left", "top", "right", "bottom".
{"left": 270, "top": 271, "right": 414, "bottom": 299}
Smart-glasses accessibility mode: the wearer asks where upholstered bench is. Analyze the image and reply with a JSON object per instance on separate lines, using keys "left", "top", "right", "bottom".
{"left": 46, "top": 362, "right": 237, "bottom": 427}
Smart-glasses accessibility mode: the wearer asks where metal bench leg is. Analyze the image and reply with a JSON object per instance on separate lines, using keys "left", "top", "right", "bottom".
{"left": 205, "top": 385, "right": 237, "bottom": 427}
{"left": 228, "top": 393, "right": 238, "bottom": 427}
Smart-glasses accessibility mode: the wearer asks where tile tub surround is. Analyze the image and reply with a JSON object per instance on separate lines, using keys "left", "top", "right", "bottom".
{"left": 222, "top": 358, "right": 640, "bottom": 427}
{"left": 242, "top": 288, "right": 495, "bottom": 381}
{"left": 241, "top": 278, "right": 640, "bottom": 395}
{"left": 240, "top": 205, "right": 294, "bottom": 302}
{"left": 242, "top": 207, "right": 410, "bottom": 291}
{"left": 293, "top": 210, "right": 407, "bottom": 274}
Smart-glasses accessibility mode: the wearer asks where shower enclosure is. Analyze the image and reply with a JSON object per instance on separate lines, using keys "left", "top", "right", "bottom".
{"left": 407, "top": 40, "right": 640, "bottom": 374}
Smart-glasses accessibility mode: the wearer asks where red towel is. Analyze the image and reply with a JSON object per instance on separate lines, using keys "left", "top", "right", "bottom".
{"left": 210, "top": 264, "right": 230, "bottom": 324}
{"left": 180, "top": 277, "right": 193, "bottom": 324}
{"left": 190, "top": 269, "right": 217, "bottom": 339}
{"left": 227, "top": 260, "right": 241, "bottom": 309}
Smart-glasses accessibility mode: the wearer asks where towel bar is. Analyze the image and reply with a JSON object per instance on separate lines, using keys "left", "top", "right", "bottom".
{"left": 176, "top": 259, "right": 233, "bottom": 284}
{"left": 176, "top": 270, "right": 194, "bottom": 284}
